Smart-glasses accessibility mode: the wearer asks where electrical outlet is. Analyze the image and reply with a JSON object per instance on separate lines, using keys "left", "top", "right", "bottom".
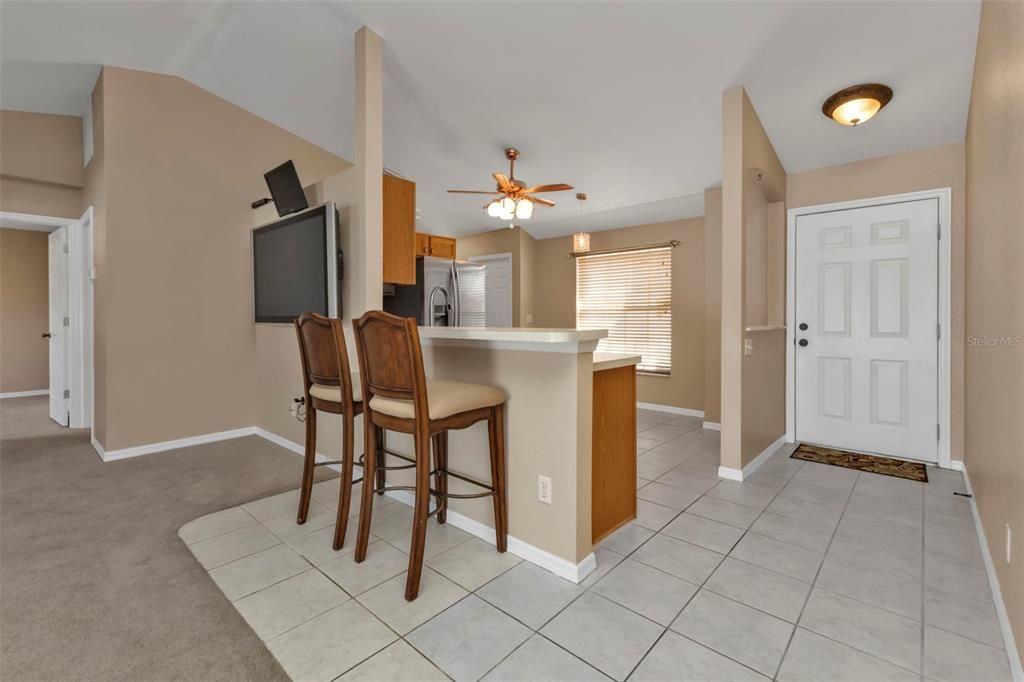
{"left": 1007, "top": 524, "right": 1012, "bottom": 564}
{"left": 526, "top": 313, "right": 534, "bottom": 324}
{"left": 288, "top": 401, "right": 298, "bottom": 417}
{"left": 537, "top": 475, "right": 552, "bottom": 504}
{"left": 744, "top": 338, "right": 754, "bottom": 356}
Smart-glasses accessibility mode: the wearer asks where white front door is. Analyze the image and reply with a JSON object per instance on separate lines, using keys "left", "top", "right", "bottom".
{"left": 48, "top": 226, "right": 70, "bottom": 426}
{"left": 469, "top": 254, "right": 513, "bottom": 327}
{"left": 794, "top": 199, "right": 939, "bottom": 462}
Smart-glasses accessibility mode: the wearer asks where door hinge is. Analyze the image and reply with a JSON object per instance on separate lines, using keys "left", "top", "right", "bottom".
{"left": 63, "top": 389, "right": 70, "bottom": 399}
{"left": 937, "top": 424, "right": 941, "bottom": 440}
{"left": 937, "top": 323, "right": 941, "bottom": 340}
{"left": 63, "top": 243, "right": 69, "bottom": 254}
{"left": 937, "top": 223, "right": 941, "bottom": 240}
{"left": 63, "top": 316, "right": 70, "bottom": 327}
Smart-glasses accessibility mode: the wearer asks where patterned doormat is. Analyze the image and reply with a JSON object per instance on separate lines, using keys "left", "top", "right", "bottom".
{"left": 791, "top": 444, "right": 928, "bottom": 482}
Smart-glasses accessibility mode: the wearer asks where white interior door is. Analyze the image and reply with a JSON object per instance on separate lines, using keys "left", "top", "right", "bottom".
{"left": 48, "top": 226, "right": 70, "bottom": 426}
{"left": 469, "top": 254, "right": 513, "bottom": 327}
{"left": 794, "top": 199, "right": 939, "bottom": 462}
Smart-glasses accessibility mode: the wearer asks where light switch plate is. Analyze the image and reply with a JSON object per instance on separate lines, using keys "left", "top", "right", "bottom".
{"left": 744, "top": 338, "right": 754, "bottom": 356}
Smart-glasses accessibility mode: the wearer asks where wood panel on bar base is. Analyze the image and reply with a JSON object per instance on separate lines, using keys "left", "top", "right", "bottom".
{"left": 591, "top": 364, "right": 637, "bottom": 543}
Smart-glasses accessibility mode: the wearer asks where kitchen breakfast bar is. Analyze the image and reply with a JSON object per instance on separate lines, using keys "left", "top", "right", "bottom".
{"left": 380, "top": 326, "right": 640, "bottom": 582}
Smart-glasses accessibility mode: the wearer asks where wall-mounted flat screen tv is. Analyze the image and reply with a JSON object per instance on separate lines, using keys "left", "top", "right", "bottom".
{"left": 252, "top": 202, "right": 340, "bottom": 323}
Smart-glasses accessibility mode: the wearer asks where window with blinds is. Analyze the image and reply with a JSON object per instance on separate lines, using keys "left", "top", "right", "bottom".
{"left": 576, "top": 246, "right": 672, "bottom": 375}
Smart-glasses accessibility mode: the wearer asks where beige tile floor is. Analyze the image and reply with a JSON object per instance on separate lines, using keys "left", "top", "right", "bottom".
{"left": 180, "top": 409, "right": 1012, "bottom": 681}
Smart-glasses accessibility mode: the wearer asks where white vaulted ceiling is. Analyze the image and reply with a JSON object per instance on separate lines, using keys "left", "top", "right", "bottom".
{"left": 0, "top": 1, "right": 980, "bottom": 238}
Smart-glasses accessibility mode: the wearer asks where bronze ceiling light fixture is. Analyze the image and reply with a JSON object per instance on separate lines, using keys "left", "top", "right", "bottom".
{"left": 822, "top": 83, "right": 893, "bottom": 126}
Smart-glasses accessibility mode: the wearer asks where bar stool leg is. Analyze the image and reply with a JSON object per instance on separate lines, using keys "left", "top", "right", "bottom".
{"left": 333, "top": 408, "right": 356, "bottom": 550}
{"left": 354, "top": 423, "right": 378, "bottom": 563}
{"left": 432, "top": 432, "right": 448, "bottom": 524}
{"left": 297, "top": 407, "right": 318, "bottom": 524}
{"left": 375, "top": 427, "right": 387, "bottom": 495}
{"left": 405, "top": 427, "right": 432, "bottom": 601}
{"left": 488, "top": 404, "right": 508, "bottom": 552}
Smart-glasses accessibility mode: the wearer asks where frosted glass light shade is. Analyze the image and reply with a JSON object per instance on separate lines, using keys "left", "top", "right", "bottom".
{"left": 486, "top": 201, "right": 502, "bottom": 217}
{"left": 515, "top": 199, "right": 534, "bottom": 219}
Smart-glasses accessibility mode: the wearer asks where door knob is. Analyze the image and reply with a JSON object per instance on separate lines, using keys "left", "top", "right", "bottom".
{"left": 798, "top": 339, "right": 808, "bottom": 347}
{"left": 799, "top": 322, "right": 808, "bottom": 331}
{"left": 42, "top": 333, "right": 51, "bottom": 338}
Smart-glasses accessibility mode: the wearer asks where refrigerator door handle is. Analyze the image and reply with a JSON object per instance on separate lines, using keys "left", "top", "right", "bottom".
{"left": 451, "top": 264, "right": 461, "bottom": 326}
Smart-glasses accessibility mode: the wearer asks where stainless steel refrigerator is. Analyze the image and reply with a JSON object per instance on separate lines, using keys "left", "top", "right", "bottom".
{"left": 383, "top": 256, "right": 486, "bottom": 327}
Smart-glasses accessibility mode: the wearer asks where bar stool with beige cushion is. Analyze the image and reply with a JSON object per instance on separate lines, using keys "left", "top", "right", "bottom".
{"left": 351, "top": 310, "right": 508, "bottom": 601}
{"left": 294, "top": 312, "right": 386, "bottom": 551}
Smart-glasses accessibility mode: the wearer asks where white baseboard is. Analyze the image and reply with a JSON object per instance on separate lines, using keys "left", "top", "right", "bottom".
{"left": 90, "top": 435, "right": 105, "bottom": 460}
{"left": 0, "top": 389, "right": 48, "bottom": 399}
{"left": 637, "top": 402, "right": 703, "bottom": 419}
{"left": 950, "top": 459, "right": 965, "bottom": 472}
{"left": 702, "top": 421, "right": 721, "bottom": 431}
{"left": 98, "top": 427, "right": 260, "bottom": 462}
{"left": 717, "top": 435, "right": 787, "bottom": 482}
{"left": 959, "top": 463, "right": 1023, "bottom": 681}
{"left": 384, "top": 489, "right": 596, "bottom": 584}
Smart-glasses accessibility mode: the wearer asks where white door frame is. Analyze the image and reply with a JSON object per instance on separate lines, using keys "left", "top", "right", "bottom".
{"left": 467, "top": 252, "right": 514, "bottom": 326}
{"left": 0, "top": 209, "right": 94, "bottom": 429}
{"left": 785, "top": 188, "right": 952, "bottom": 469}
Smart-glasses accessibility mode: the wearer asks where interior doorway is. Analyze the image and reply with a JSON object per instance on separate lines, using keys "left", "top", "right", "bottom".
{"left": 468, "top": 252, "right": 514, "bottom": 327}
{"left": 0, "top": 209, "right": 94, "bottom": 429}
{"left": 786, "top": 189, "right": 952, "bottom": 468}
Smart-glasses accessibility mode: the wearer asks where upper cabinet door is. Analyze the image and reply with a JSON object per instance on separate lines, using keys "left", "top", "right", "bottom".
{"left": 383, "top": 174, "right": 416, "bottom": 284}
{"left": 430, "top": 235, "right": 456, "bottom": 259}
{"left": 414, "top": 232, "right": 431, "bottom": 257}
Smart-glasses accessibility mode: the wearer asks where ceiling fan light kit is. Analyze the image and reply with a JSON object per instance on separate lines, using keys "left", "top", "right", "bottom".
{"left": 448, "top": 147, "right": 574, "bottom": 221}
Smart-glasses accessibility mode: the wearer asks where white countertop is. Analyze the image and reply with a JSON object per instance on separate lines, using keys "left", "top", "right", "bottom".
{"left": 418, "top": 326, "right": 607, "bottom": 353}
{"left": 593, "top": 353, "right": 642, "bottom": 371}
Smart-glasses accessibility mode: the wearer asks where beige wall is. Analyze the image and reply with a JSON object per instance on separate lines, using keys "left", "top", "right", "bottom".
{"left": 0, "top": 228, "right": 49, "bottom": 393}
{"left": 457, "top": 226, "right": 534, "bottom": 326}
{"left": 703, "top": 188, "right": 722, "bottom": 424}
{"left": 530, "top": 218, "right": 706, "bottom": 411}
{"left": 84, "top": 73, "right": 109, "bottom": 443}
{"left": 721, "top": 86, "right": 788, "bottom": 470}
{"left": 964, "top": 0, "right": 1024, "bottom": 663}
{"left": 90, "top": 67, "right": 349, "bottom": 450}
{"left": 788, "top": 142, "right": 967, "bottom": 460}
{"left": 0, "top": 110, "right": 84, "bottom": 219}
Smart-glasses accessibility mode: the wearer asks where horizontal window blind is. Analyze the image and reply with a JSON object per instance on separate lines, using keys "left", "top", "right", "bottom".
{"left": 576, "top": 246, "right": 672, "bottom": 375}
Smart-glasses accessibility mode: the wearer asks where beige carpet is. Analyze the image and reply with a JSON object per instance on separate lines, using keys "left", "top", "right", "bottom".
{"left": 0, "top": 396, "right": 330, "bottom": 681}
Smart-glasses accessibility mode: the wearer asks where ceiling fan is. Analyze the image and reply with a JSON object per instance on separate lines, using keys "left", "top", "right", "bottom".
{"left": 447, "top": 148, "right": 574, "bottom": 220}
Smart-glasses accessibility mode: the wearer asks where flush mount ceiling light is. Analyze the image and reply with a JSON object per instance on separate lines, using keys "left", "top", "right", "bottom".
{"left": 822, "top": 83, "right": 893, "bottom": 126}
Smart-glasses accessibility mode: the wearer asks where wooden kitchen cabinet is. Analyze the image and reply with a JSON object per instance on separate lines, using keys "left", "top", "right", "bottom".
{"left": 414, "top": 232, "right": 431, "bottom": 257}
{"left": 383, "top": 174, "right": 416, "bottom": 284}
{"left": 429, "top": 235, "right": 456, "bottom": 259}
{"left": 414, "top": 232, "right": 457, "bottom": 259}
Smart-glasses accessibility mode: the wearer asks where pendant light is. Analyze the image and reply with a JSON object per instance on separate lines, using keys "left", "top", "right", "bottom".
{"left": 572, "top": 193, "right": 590, "bottom": 254}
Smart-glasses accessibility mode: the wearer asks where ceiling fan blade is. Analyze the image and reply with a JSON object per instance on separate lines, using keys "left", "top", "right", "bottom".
{"left": 447, "top": 190, "right": 502, "bottom": 195}
{"left": 493, "top": 173, "right": 512, "bottom": 191}
{"left": 529, "top": 196, "right": 556, "bottom": 207}
{"left": 523, "top": 183, "right": 574, "bottom": 194}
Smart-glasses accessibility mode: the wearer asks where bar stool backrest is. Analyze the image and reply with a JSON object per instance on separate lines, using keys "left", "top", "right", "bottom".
{"left": 351, "top": 311, "right": 429, "bottom": 420}
{"left": 294, "top": 312, "right": 355, "bottom": 408}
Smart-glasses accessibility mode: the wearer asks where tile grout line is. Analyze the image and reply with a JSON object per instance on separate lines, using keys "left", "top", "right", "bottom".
{"left": 768, "top": 468, "right": 858, "bottom": 681}
{"left": 618, "top": 453, "right": 809, "bottom": 680}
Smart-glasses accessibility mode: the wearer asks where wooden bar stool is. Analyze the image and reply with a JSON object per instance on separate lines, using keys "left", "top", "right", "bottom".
{"left": 351, "top": 311, "right": 508, "bottom": 601}
{"left": 294, "top": 312, "right": 387, "bottom": 550}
